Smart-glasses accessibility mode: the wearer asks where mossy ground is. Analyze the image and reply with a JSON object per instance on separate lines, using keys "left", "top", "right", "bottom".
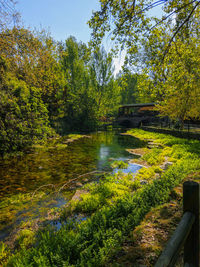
{"left": 112, "top": 172, "right": 200, "bottom": 267}
{"left": 108, "top": 130, "right": 200, "bottom": 267}
{"left": 1, "top": 129, "right": 200, "bottom": 266}
{"left": 0, "top": 133, "right": 88, "bottom": 263}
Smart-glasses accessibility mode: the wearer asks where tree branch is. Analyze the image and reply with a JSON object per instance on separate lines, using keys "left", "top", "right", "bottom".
{"left": 162, "top": 1, "right": 200, "bottom": 61}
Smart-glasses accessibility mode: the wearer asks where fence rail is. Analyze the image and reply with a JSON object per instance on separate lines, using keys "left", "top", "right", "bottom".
{"left": 155, "top": 181, "right": 200, "bottom": 267}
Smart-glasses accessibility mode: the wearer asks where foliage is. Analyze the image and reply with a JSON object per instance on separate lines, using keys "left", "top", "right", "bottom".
{"left": 141, "top": 148, "right": 165, "bottom": 165}
{"left": 116, "top": 69, "right": 138, "bottom": 104}
{"left": 57, "top": 37, "right": 121, "bottom": 132}
{"left": 0, "top": 27, "right": 121, "bottom": 156}
{"left": 15, "top": 229, "right": 35, "bottom": 249}
{"left": 111, "top": 160, "right": 128, "bottom": 169}
{"left": 89, "top": 47, "right": 121, "bottom": 117}
{"left": 89, "top": 0, "right": 200, "bottom": 122}
{"left": 0, "top": 242, "right": 10, "bottom": 264}
{"left": 135, "top": 165, "right": 163, "bottom": 181}
{"left": 5, "top": 129, "right": 200, "bottom": 266}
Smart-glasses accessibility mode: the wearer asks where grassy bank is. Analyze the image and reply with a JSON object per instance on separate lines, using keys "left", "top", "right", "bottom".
{"left": 2, "top": 129, "right": 200, "bottom": 266}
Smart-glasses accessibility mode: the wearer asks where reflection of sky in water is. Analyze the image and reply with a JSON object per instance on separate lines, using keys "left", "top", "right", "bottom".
{"left": 0, "top": 131, "right": 147, "bottom": 242}
{"left": 113, "top": 163, "right": 142, "bottom": 175}
{"left": 99, "top": 145, "right": 110, "bottom": 160}
{"left": 97, "top": 136, "right": 144, "bottom": 171}
{"left": 98, "top": 145, "right": 111, "bottom": 170}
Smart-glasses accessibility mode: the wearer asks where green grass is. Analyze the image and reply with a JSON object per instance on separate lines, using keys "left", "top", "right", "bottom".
{"left": 3, "top": 129, "right": 200, "bottom": 266}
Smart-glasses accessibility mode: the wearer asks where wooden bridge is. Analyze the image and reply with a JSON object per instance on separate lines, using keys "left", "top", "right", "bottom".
{"left": 116, "top": 103, "right": 159, "bottom": 127}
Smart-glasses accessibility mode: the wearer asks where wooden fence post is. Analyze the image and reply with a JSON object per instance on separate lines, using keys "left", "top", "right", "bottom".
{"left": 183, "top": 181, "right": 200, "bottom": 266}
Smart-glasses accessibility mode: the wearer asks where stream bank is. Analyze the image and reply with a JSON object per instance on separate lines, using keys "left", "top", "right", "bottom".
{"left": 0, "top": 130, "right": 146, "bottom": 251}
{"left": 2, "top": 129, "right": 200, "bottom": 266}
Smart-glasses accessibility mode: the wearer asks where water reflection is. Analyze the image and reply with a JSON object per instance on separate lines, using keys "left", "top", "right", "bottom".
{"left": 0, "top": 130, "right": 146, "bottom": 198}
{"left": 0, "top": 130, "right": 147, "bottom": 241}
{"left": 113, "top": 163, "right": 143, "bottom": 175}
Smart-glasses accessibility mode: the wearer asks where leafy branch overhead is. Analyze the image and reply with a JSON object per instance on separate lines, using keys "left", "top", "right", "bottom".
{"left": 89, "top": 0, "right": 200, "bottom": 123}
{"left": 89, "top": 0, "right": 200, "bottom": 54}
{"left": 0, "top": 0, "right": 20, "bottom": 30}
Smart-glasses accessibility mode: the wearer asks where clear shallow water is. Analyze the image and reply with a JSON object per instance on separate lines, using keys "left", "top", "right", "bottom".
{"left": 0, "top": 130, "right": 146, "bottom": 241}
{"left": 0, "top": 130, "right": 146, "bottom": 198}
{"left": 113, "top": 163, "right": 143, "bottom": 175}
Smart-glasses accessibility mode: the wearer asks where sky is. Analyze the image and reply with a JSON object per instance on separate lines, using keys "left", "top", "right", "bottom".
{"left": 17, "top": 0, "right": 100, "bottom": 43}
{"left": 16, "top": 1, "right": 162, "bottom": 75}
{"left": 17, "top": 0, "right": 125, "bottom": 74}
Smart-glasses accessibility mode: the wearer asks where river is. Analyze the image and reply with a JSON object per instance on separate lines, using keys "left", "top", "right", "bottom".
{"left": 0, "top": 130, "right": 146, "bottom": 242}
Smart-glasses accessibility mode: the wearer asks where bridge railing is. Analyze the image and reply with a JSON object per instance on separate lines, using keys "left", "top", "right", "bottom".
{"left": 154, "top": 181, "right": 200, "bottom": 267}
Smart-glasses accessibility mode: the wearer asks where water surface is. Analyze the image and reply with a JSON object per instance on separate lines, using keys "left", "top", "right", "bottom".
{"left": 0, "top": 131, "right": 145, "bottom": 197}
{"left": 0, "top": 130, "right": 146, "bottom": 241}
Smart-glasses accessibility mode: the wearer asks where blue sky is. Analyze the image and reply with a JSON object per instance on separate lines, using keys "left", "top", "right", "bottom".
{"left": 17, "top": 0, "right": 125, "bottom": 74}
{"left": 17, "top": 1, "right": 163, "bottom": 74}
{"left": 18, "top": 0, "right": 100, "bottom": 43}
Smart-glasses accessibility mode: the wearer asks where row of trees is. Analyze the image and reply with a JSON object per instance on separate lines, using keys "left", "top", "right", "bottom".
{"left": 0, "top": 23, "right": 138, "bottom": 156}
{"left": 1, "top": 0, "right": 200, "bottom": 157}
{"left": 89, "top": 0, "right": 200, "bottom": 126}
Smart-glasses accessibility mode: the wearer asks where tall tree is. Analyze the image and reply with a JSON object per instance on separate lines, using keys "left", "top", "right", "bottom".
{"left": 90, "top": 47, "right": 121, "bottom": 117}
{"left": 89, "top": 0, "right": 200, "bottom": 123}
{"left": 0, "top": 27, "right": 61, "bottom": 156}
{"left": 116, "top": 69, "right": 138, "bottom": 104}
{"left": 59, "top": 36, "right": 97, "bottom": 131}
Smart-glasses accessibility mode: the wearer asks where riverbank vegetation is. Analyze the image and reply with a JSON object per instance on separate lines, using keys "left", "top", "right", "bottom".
{"left": 1, "top": 129, "right": 200, "bottom": 266}
{"left": 0, "top": 23, "right": 141, "bottom": 158}
{"left": 0, "top": 26, "right": 119, "bottom": 157}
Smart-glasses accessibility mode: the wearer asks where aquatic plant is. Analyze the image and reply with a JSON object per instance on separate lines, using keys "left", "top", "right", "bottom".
{"left": 111, "top": 160, "right": 128, "bottom": 169}
{"left": 4, "top": 129, "right": 200, "bottom": 266}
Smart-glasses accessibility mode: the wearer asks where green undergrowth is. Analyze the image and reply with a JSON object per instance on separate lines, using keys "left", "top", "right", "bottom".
{"left": 110, "top": 160, "right": 129, "bottom": 169}
{"left": 0, "top": 190, "right": 72, "bottom": 262}
{"left": 128, "top": 129, "right": 200, "bottom": 165}
{"left": 63, "top": 172, "right": 142, "bottom": 215}
{"left": 3, "top": 129, "right": 200, "bottom": 266}
{"left": 141, "top": 148, "right": 165, "bottom": 165}
{"left": 135, "top": 165, "right": 163, "bottom": 181}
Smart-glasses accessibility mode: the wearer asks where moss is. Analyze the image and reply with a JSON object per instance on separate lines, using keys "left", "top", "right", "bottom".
{"left": 15, "top": 229, "right": 35, "bottom": 249}
{"left": 5, "top": 129, "right": 200, "bottom": 266}
{"left": 111, "top": 160, "right": 129, "bottom": 169}
{"left": 0, "top": 242, "right": 10, "bottom": 264}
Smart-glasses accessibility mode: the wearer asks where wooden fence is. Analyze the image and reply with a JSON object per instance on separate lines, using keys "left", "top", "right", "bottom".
{"left": 155, "top": 181, "right": 200, "bottom": 267}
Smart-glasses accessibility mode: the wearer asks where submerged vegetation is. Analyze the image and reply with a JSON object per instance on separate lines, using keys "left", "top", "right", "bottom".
{"left": 110, "top": 160, "right": 128, "bottom": 169}
{"left": 1, "top": 129, "right": 200, "bottom": 266}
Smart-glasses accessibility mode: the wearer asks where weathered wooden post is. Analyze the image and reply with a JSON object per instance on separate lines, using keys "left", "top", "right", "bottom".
{"left": 183, "top": 181, "right": 200, "bottom": 266}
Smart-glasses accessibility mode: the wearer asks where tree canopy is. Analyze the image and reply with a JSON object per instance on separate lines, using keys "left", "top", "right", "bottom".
{"left": 89, "top": 0, "right": 200, "bottom": 124}
{"left": 0, "top": 25, "right": 122, "bottom": 156}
